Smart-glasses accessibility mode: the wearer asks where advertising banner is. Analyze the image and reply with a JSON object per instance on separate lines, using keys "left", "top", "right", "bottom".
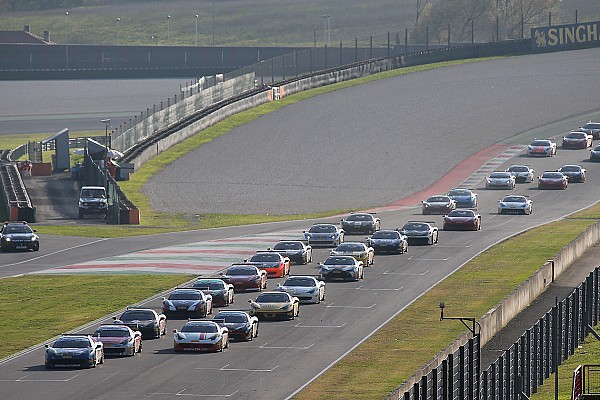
{"left": 532, "top": 21, "right": 600, "bottom": 50}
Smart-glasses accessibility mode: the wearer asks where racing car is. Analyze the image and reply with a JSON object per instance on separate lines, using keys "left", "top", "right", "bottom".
{"left": 113, "top": 308, "right": 167, "bottom": 339}
{"left": 558, "top": 165, "right": 586, "bottom": 183}
{"left": 93, "top": 324, "right": 142, "bottom": 356}
{"left": 275, "top": 275, "right": 326, "bottom": 304}
{"left": 442, "top": 209, "right": 481, "bottom": 231}
{"left": 591, "top": 145, "right": 600, "bottom": 162}
{"left": 447, "top": 188, "right": 478, "bottom": 209}
{"left": 399, "top": 221, "right": 438, "bottom": 245}
{"left": 303, "top": 223, "right": 344, "bottom": 247}
{"left": 561, "top": 131, "right": 592, "bottom": 149}
{"left": 538, "top": 171, "right": 568, "bottom": 189}
{"left": 191, "top": 278, "right": 235, "bottom": 307}
{"left": 527, "top": 138, "right": 557, "bottom": 157}
{"left": 505, "top": 165, "right": 535, "bottom": 183}
{"left": 271, "top": 240, "right": 312, "bottom": 264}
{"left": 248, "top": 291, "right": 300, "bottom": 320}
{"left": 318, "top": 255, "right": 364, "bottom": 281}
{"left": 421, "top": 195, "right": 456, "bottom": 215}
{"left": 579, "top": 121, "right": 600, "bottom": 139}
{"left": 340, "top": 212, "right": 380, "bottom": 234}
{"left": 366, "top": 229, "right": 408, "bottom": 254}
{"left": 162, "top": 288, "right": 213, "bottom": 318}
{"left": 173, "top": 320, "right": 229, "bottom": 352}
{"left": 498, "top": 195, "right": 533, "bottom": 215}
{"left": 330, "top": 242, "right": 374, "bottom": 266}
{"left": 213, "top": 310, "right": 259, "bottom": 341}
{"left": 220, "top": 264, "right": 268, "bottom": 292}
{"left": 248, "top": 251, "right": 291, "bottom": 278}
{"left": 0, "top": 221, "right": 39, "bottom": 252}
{"left": 485, "top": 171, "right": 516, "bottom": 190}
{"left": 45, "top": 334, "right": 104, "bottom": 369}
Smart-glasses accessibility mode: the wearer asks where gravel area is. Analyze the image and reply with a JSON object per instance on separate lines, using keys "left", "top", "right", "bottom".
{"left": 145, "top": 47, "right": 600, "bottom": 215}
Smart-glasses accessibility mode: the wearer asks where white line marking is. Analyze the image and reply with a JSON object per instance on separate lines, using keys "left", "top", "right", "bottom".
{"left": 383, "top": 270, "right": 429, "bottom": 276}
{"left": 150, "top": 389, "right": 239, "bottom": 397}
{"left": 259, "top": 343, "right": 315, "bottom": 350}
{"left": 294, "top": 322, "right": 347, "bottom": 328}
{"left": 326, "top": 303, "right": 376, "bottom": 309}
{"left": 0, "top": 373, "right": 81, "bottom": 382}
{"left": 196, "top": 364, "right": 279, "bottom": 372}
{"left": 355, "top": 286, "right": 403, "bottom": 291}
{"left": 407, "top": 256, "right": 451, "bottom": 261}
{"left": 434, "top": 245, "right": 471, "bottom": 248}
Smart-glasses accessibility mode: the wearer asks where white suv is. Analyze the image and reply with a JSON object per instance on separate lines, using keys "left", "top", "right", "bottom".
{"left": 78, "top": 186, "right": 108, "bottom": 219}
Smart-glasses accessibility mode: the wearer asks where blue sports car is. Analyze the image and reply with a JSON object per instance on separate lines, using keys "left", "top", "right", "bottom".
{"left": 447, "top": 188, "right": 478, "bottom": 209}
{"left": 45, "top": 335, "right": 104, "bottom": 369}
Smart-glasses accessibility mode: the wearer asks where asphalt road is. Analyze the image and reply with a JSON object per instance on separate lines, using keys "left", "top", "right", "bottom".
{"left": 146, "top": 47, "right": 600, "bottom": 215}
{"left": 0, "top": 78, "right": 195, "bottom": 135}
{"left": 1, "top": 142, "right": 600, "bottom": 399}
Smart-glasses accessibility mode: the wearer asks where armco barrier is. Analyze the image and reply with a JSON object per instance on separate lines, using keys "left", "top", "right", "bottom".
{"left": 388, "top": 219, "right": 600, "bottom": 399}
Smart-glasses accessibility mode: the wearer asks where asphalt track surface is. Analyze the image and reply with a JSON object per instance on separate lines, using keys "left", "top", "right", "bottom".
{"left": 0, "top": 49, "right": 600, "bottom": 399}
{"left": 146, "top": 47, "right": 600, "bottom": 215}
{"left": 0, "top": 78, "right": 194, "bottom": 135}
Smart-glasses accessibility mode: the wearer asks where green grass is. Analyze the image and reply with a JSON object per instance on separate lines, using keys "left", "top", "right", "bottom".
{"left": 0, "top": 274, "right": 193, "bottom": 359}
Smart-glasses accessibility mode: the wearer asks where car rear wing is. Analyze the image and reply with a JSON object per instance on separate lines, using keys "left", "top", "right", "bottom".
{"left": 286, "top": 274, "right": 325, "bottom": 281}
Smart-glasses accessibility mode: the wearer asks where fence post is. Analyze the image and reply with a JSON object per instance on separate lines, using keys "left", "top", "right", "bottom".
{"left": 339, "top": 41, "right": 342, "bottom": 66}
{"left": 471, "top": 20, "right": 474, "bottom": 45}
{"left": 309, "top": 48, "right": 312, "bottom": 73}
{"left": 387, "top": 31, "right": 390, "bottom": 57}
{"left": 271, "top": 57, "right": 274, "bottom": 83}
{"left": 405, "top": 28, "right": 408, "bottom": 55}
{"left": 575, "top": 9, "right": 578, "bottom": 24}
{"left": 426, "top": 26, "right": 429, "bottom": 51}
{"left": 355, "top": 37, "right": 358, "bottom": 61}
{"left": 447, "top": 23, "right": 450, "bottom": 48}
{"left": 324, "top": 45, "right": 328, "bottom": 69}
{"left": 369, "top": 35, "right": 373, "bottom": 59}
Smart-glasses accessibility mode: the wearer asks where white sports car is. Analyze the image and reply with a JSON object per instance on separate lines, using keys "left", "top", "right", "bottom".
{"left": 505, "top": 165, "right": 535, "bottom": 183}
{"left": 248, "top": 291, "right": 300, "bottom": 320}
{"left": 275, "top": 275, "right": 326, "bottom": 304}
{"left": 173, "top": 320, "right": 229, "bottom": 352}
{"left": 498, "top": 195, "right": 533, "bottom": 215}
{"left": 485, "top": 171, "right": 516, "bottom": 190}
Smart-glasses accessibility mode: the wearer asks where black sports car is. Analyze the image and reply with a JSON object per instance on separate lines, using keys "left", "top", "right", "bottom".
{"left": 0, "top": 221, "right": 39, "bottom": 251}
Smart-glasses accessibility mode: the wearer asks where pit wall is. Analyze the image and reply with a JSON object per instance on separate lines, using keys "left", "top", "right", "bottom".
{"left": 390, "top": 218, "right": 600, "bottom": 398}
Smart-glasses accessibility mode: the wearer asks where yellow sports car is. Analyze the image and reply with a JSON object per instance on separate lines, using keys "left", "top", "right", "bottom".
{"left": 330, "top": 242, "right": 374, "bottom": 266}
{"left": 248, "top": 291, "right": 300, "bottom": 320}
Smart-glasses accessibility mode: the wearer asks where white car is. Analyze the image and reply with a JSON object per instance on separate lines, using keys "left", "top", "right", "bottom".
{"left": 421, "top": 195, "right": 456, "bottom": 215}
{"left": 505, "top": 165, "right": 535, "bottom": 183}
{"left": 319, "top": 255, "right": 364, "bottom": 281}
{"left": 275, "top": 275, "right": 326, "bottom": 304}
{"left": 527, "top": 139, "right": 557, "bottom": 157}
{"left": 248, "top": 291, "right": 300, "bottom": 320}
{"left": 173, "top": 320, "right": 229, "bottom": 352}
{"left": 303, "top": 224, "right": 345, "bottom": 247}
{"left": 485, "top": 171, "right": 516, "bottom": 190}
{"left": 498, "top": 195, "right": 533, "bottom": 215}
{"left": 330, "top": 242, "right": 375, "bottom": 266}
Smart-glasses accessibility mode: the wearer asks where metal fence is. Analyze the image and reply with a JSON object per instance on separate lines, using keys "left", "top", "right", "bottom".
{"left": 398, "top": 267, "right": 600, "bottom": 400}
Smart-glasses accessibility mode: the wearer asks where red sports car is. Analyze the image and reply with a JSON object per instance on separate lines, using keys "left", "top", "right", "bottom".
{"left": 220, "top": 264, "right": 267, "bottom": 292}
{"left": 537, "top": 171, "right": 568, "bottom": 189}
{"left": 561, "top": 131, "right": 592, "bottom": 149}
{"left": 248, "top": 251, "right": 290, "bottom": 278}
{"left": 443, "top": 209, "right": 481, "bottom": 231}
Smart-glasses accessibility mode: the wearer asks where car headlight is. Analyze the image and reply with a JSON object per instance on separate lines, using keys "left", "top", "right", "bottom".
{"left": 307, "top": 287, "right": 318, "bottom": 294}
{"left": 280, "top": 304, "right": 292, "bottom": 310}
{"left": 4, "top": 237, "right": 11, "bottom": 242}
{"left": 320, "top": 265, "right": 333, "bottom": 271}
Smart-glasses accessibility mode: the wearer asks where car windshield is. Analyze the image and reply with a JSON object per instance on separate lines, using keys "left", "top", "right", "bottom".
{"left": 566, "top": 132, "right": 586, "bottom": 139}
{"left": 181, "top": 323, "right": 218, "bottom": 333}
{"left": 503, "top": 196, "right": 526, "bottom": 203}
{"left": 2, "top": 225, "right": 32, "bottom": 234}
{"left": 169, "top": 291, "right": 202, "bottom": 300}
{"left": 345, "top": 214, "right": 371, "bottom": 221}
{"left": 448, "top": 189, "right": 470, "bottom": 196}
{"left": 507, "top": 166, "right": 529, "bottom": 172}
{"left": 120, "top": 310, "right": 155, "bottom": 321}
{"left": 192, "top": 280, "right": 224, "bottom": 290}
{"left": 53, "top": 338, "right": 91, "bottom": 348}
{"left": 542, "top": 172, "right": 564, "bottom": 178}
{"left": 594, "top": 146, "right": 600, "bottom": 151}
{"left": 560, "top": 166, "right": 581, "bottom": 172}
{"left": 250, "top": 253, "right": 280, "bottom": 262}
{"left": 426, "top": 196, "right": 449, "bottom": 202}
{"left": 95, "top": 328, "right": 129, "bottom": 337}
{"left": 403, "top": 223, "right": 428, "bottom": 230}
{"left": 371, "top": 231, "right": 400, "bottom": 239}
{"left": 226, "top": 266, "right": 257, "bottom": 275}
{"left": 335, "top": 243, "right": 364, "bottom": 251}
{"left": 81, "top": 188, "right": 105, "bottom": 198}
{"left": 283, "top": 277, "right": 316, "bottom": 287}
{"left": 273, "top": 242, "right": 302, "bottom": 250}
{"left": 489, "top": 172, "right": 510, "bottom": 178}
{"left": 531, "top": 140, "right": 551, "bottom": 146}
{"left": 309, "top": 225, "right": 337, "bottom": 233}
{"left": 447, "top": 210, "right": 474, "bottom": 217}
{"left": 583, "top": 123, "right": 600, "bottom": 130}
{"left": 256, "top": 293, "right": 290, "bottom": 302}
{"left": 216, "top": 313, "right": 248, "bottom": 323}
{"left": 323, "top": 256, "right": 355, "bottom": 265}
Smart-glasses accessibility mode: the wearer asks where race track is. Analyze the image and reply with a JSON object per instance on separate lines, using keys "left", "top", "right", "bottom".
{"left": 146, "top": 47, "right": 600, "bottom": 214}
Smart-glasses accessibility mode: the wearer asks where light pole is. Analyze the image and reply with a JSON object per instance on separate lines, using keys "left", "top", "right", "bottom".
{"left": 101, "top": 119, "right": 111, "bottom": 190}
{"left": 65, "top": 11, "right": 69, "bottom": 68}
{"left": 321, "top": 15, "right": 330, "bottom": 46}
{"left": 167, "top": 15, "right": 171, "bottom": 45}
{"left": 195, "top": 14, "right": 199, "bottom": 46}
{"left": 116, "top": 17, "right": 121, "bottom": 45}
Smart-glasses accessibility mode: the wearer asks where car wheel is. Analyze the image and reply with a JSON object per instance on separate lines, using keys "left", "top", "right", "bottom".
{"left": 99, "top": 352, "right": 104, "bottom": 365}
{"left": 45, "top": 361, "right": 52, "bottom": 369}
{"left": 434, "top": 232, "right": 439, "bottom": 244}
{"left": 224, "top": 338, "right": 229, "bottom": 349}
{"left": 32, "top": 242, "right": 39, "bottom": 251}
{"left": 138, "top": 342, "right": 143, "bottom": 353}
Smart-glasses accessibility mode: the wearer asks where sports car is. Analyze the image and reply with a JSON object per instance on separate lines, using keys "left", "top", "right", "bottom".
{"left": 485, "top": 171, "right": 516, "bottom": 190}
{"left": 191, "top": 278, "right": 234, "bottom": 307}
{"left": 213, "top": 310, "right": 259, "bottom": 341}
{"left": 498, "top": 195, "right": 533, "bottom": 215}
{"left": 248, "top": 291, "right": 300, "bottom": 320}
{"left": 399, "top": 221, "right": 438, "bottom": 245}
{"left": 558, "top": 165, "right": 586, "bottom": 183}
{"left": 248, "top": 251, "right": 290, "bottom": 278}
{"left": 421, "top": 195, "right": 456, "bottom": 215}
{"left": 591, "top": 145, "right": 600, "bottom": 162}
{"left": 93, "top": 324, "right": 142, "bottom": 356}
{"left": 578, "top": 121, "right": 600, "bottom": 140}
{"left": 114, "top": 308, "right": 167, "bottom": 339}
{"left": 303, "top": 224, "right": 344, "bottom": 247}
{"left": 0, "top": 221, "right": 39, "bottom": 252}
{"left": 527, "top": 139, "right": 557, "bottom": 157}
{"left": 272, "top": 240, "right": 312, "bottom": 264}
{"left": 220, "top": 264, "right": 267, "bottom": 292}
{"left": 275, "top": 275, "right": 326, "bottom": 304}
{"left": 443, "top": 209, "right": 481, "bottom": 231}
{"left": 340, "top": 212, "right": 380, "bottom": 234}
{"left": 505, "top": 165, "right": 535, "bottom": 183}
{"left": 447, "top": 188, "right": 478, "bottom": 209}
{"left": 162, "top": 288, "right": 213, "bottom": 318}
{"left": 367, "top": 229, "right": 408, "bottom": 254}
{"left": 330, "top": 242, "right": 374, "bottom": 266}
{"left": 318, "top": 255, "right": 364, "bottom": 281}
{"left": 173, "top": 320, "right": 229, "bottom": 352}
{"left": 45, "top": 335, "right": 104, "bottom": 369}
{"left": 538, "top": 171, "right": 568, "bottom": 189}
{"left": 562, "top": 131, "right": 592, "bottom": 149}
